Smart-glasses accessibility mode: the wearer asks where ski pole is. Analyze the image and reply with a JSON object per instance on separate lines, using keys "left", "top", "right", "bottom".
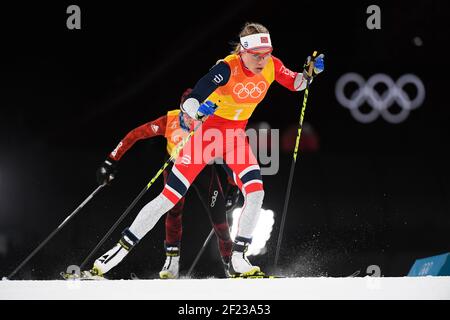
{"left": 7, "top": 184, "right": 105, "bottom": 279}
{"left": 79, "top": 120, "right": 204, "bottom": 271}
{"left": 274, "top": 51, "right": 318, "bottom": 268}
{"left": 187, "top": 228, "right": 215, "bottom": 277}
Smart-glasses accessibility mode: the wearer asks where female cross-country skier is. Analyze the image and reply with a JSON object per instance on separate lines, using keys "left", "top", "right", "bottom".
{"left": 87, "top": 22, "right": 324, "bottom": 278}
{"left": 95, "top": 89, "right": 239, "bottom": 279}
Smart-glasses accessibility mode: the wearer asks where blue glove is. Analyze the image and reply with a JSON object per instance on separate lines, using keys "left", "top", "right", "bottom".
{"left": 313, "top": 54, "right": 325, "bottom": 75}
{"left": 196, "top": 100, "right": 218, "bottom": 120}
{"left": 303, "top": 53, "right": 325, "bottom": 80}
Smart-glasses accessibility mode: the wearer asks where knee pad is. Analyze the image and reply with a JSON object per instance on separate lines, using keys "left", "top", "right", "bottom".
{"left": 238, "top": 165, "right": 263, "bottom": 196}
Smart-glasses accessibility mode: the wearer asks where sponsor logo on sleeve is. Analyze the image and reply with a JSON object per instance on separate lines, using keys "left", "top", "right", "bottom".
{"left": 111, "top": 141, "right": 123, "bottom": 158}
{"left": 213, "top": 74, "right": 224, "bottom": 84}
{"left": 151, "top": 124, "right": 160, "bottom": 133}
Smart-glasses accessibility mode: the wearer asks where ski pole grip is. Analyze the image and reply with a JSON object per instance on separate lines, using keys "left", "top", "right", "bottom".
{"left": 307, "top": 50, "right": 318, "bottom": 78}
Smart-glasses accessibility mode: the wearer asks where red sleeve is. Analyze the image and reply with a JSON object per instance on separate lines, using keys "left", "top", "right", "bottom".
{"left": 109, "top": 115, "right": 167, "bottom": 161}
{"left": 273, "top": 56, "right": 299, "bottom": 91}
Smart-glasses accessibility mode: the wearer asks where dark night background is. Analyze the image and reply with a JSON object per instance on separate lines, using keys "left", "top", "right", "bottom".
{"left": 1, "top": 0, "right": 449, "bottom": 280}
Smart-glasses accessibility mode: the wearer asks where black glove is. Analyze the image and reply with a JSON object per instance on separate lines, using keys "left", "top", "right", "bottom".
{"left": 96, "top": 158, "right": 117, "bottom": 185}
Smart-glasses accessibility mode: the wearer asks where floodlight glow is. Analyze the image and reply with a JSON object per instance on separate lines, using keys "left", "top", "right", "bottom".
{"left": 230, "top": 207, "right": 275, "bottom": 256}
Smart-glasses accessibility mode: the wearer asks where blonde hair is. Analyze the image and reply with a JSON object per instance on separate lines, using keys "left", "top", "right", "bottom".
{"left": 231, "top": 22, "right": 270, "bottom": 54}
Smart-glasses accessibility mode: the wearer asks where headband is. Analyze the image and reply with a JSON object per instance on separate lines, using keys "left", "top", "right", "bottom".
{"left": 240, "top": 33, "right": 272, "bottom": 51}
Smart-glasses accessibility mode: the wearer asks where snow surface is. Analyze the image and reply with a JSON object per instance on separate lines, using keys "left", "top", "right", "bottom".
{"left": 1, "top": 277, "right": 450, "bottom": 300}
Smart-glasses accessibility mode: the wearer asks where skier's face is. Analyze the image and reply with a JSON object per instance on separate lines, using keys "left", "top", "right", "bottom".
{"left": 240, "top": 48, "right": 272, "bottom": 74}
{"left": 181, "top": 112, "right": 193, "bottom": 129}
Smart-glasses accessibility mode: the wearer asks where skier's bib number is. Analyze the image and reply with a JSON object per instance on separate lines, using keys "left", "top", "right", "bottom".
{"left": 234, "top": 109, "right": 243, "bottom": 120}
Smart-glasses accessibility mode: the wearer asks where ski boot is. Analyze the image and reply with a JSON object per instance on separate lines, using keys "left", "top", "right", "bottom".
{"left": 159, "top": 242, "right": 180, "bottom": 279}
{"left": 230, "top": 236, "right": 262, "bottom": 277}
{"left": 92, "top": 228, "right": 139, "bottom": 275}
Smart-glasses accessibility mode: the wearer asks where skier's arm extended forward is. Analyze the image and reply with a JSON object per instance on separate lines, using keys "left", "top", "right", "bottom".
{"left": 96, "top": 116, "right": 167, "bottom": 185}
{"left": 272, "top": 54, "right": 325, "bottom": 91}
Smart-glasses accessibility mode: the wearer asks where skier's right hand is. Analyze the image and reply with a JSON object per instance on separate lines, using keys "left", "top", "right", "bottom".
{"left": 96, "top": 158, "right": 117, "bottom": 185}
{"left": 196, "top": 100, "right": 218, "bottom": 121}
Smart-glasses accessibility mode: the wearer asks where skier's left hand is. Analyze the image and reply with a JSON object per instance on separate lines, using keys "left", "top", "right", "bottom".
{"left": 303, "top": 53, "right": 325, "bottom": 80}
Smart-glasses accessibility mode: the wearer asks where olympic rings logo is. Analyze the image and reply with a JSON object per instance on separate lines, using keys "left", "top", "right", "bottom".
{"left": 233, "top": 81, "right": 267, "bottom": 99}
{"left": 172, "top": 134, "right": 182, "bottom": 144}
{"left": 335, "top": 73, "right": 425, "bottom": 124}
